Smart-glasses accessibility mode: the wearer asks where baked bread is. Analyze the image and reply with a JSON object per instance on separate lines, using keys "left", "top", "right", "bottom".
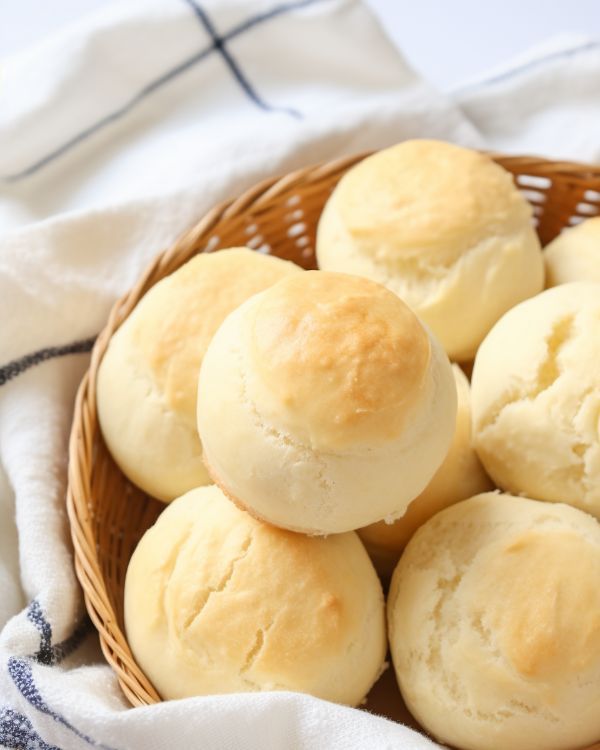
{"left": 197, "top": 271, "right": 456, "bottom": 534}
{"left": 388, "top": 492, "right": 600, "bottom": 750}
{"left": 316, "top": 140, "right": 544, "bottom": 361}
{"left": 358, "top": 365, "right": 492, "bottom": 576}
{"left": 96, "top": 248, "right": 300, "bottom": 501}
{"left": 125, "top": 485, "right": 386, "bottom": 705}
{"left": 471, "top": 282, "right": 600, "bottom": 518}
{"left": 545, "top": 217, "right": 600, "bottom": 287}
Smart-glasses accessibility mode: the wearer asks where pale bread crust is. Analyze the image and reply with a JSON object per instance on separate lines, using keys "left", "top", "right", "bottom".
{"left": 544, "top": 217, "right": 600, "bottom": 287}
{"left": 471, "top": 282, "right": 600, "bottom": 517}
{"left": 316, "top": 140, "right": 544, "bottom": 360}
{"left": 388, "top": 492, "right": 600, "bottom": 750}
{"left": 125, "top": 486, "right": 386, "bottom": 705}
{"left": 197, "top": 271, "right": 457, "bottom": 534}
{"left": 96, "top": 248, "right": 300, "bottom": 501}
{"left": 359, "top": 365, "right": 492, "bottom": 575}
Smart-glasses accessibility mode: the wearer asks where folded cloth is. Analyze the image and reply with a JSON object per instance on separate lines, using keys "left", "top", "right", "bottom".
{"left": 0, "top": 2, "right": 599, "bottom": 748}
{"left": 454, "top": 33, "right": 600, "bottom": 161}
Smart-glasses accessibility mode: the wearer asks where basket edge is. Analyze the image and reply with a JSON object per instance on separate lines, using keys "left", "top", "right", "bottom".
{"left": 65, "top": 148, "right": 600, "bottom": 715}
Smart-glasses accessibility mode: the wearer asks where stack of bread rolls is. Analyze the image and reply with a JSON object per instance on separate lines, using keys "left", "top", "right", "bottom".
{"left": 97, "top": 140, "right": 600, "bottom": 750}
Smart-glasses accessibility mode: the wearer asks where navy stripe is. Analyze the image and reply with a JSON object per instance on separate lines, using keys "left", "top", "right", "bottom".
{"left": 184, "top": 0, "right": 302, "bottom": 118}
{"left": 0, "top": 337, "right": 95, "bottom": 387}
{"left": 1, "top": 0, "right": 323, "bottom": 183}
{"left": 8, "top": 658, "right": 116, "bottom": 750}
{"left": 28, "top": 601, "right": 91, "bottom": 667}
{"left": 454, "top": 40, "right": 600, "bottom": 95}
{"left": 1, "top": 45, "right": 216, "bottom": 183}
{"left": 27, "top": 601, "right": 53, "bottom": 666}
{"left": 225, "top": 0, "right": 325, "bottom": 38}
{"left": 47, "top": 619, "right": 90, "bottom": 666}
{"left": 6, "top": 601, "right": 115, "bottom": 750}
{"left": 0, "top": 706, "right": 62, "bottom": 750}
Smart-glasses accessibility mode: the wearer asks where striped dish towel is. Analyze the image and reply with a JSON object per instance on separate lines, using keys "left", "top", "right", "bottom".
{"left": 1, "top": 1, "right": 599, "bottom": 748}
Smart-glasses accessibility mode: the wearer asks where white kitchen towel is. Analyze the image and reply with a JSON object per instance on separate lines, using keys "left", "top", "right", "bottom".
{"left": 0, "top": 1, "right": 599, "bottom": 748}
{"left": 454, "top": 34, "right": 600, "bottom": 160}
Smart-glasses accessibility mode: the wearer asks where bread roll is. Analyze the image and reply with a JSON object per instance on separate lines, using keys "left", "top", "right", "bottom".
{"left": 359, "top": 365, "right": 492, "bottom": 576}
{"left": 545, "top": 217, "right": 600, "bottom": 287}
{"left": 471, "top": 282, "right": 600, "bottom": 518}
{"left": 125, "top": 485, "right": 386, "bottom": 705}
{"left": 97, "top": 248, "right": 300, "bottom": 501}
{"left": 316, "top": 140, "right": 544, "bottom": 361}
{"left": 388, "top": 492, "right": 600, "bottom": 750}
{"left": 197, "top": 271, "right": 456, "bottom": 534}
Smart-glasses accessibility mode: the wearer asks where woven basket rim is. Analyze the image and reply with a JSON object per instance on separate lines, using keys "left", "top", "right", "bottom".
{"left": 64, "top": 149, "right": 600, "bottom": 372}
{"left": 67, "top": 148, "right": 600, "bottom": 720}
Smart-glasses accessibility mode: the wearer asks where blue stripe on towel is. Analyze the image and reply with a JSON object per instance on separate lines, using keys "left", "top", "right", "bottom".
{"left": 0, "top": 705, "right": 62, "bottom": 750}
{"left": 0, "top": 337, "right": 96, "bottom": 387}
{"left": 8, "top": 658, "right": 116, "bottom": 750}
{"left": 453, "top": 40, "right": 600, "bottom": 95}
{"left": 6, "top": 601, "right": 116, "bottom": 750}
{"left": 27, "top": 600, "right": 91, "bottom": 667}
{"left": 184, "top": 0, "right": 302, "bottom": 118}
{"left": 1, "top": 0, "right": 324, "bottom": 183}
{"left": 226, "top": 0, "right": 324, "bottom": 37}
{"left": 1, "top": 46, "right": 218, "bottom": 183}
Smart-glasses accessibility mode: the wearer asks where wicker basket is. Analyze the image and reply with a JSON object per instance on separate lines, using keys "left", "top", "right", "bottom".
{"left": 66, "top": 152, "right": 600, "bottom": 723}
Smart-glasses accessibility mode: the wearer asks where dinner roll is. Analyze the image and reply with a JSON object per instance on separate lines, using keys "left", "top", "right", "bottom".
{"left": 197, "top": 271, "right": 456, "bottom": 534}
{"left": 388, "top": 492, "right": 600, "bottom": 750}
{"left": 545, "top": 217, "right": 600, "bottom": 287}
{"left": 125, "top": 485, "right": 386, "bottom": 705}
{"left": 316, "top": 140, "right": 544, "bottom": 361}
{"left": 359, "top": 365, "right": 492, "bottom": 576}
{"left": 97, "top": 248, "right": 300, "bottom": 501}
{"left": 472, "top": 282, "right": 600, "bottom": 518}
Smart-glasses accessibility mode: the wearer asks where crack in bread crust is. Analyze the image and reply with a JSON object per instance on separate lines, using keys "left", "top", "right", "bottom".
{"left": 478, "top": 315, "right": 575, "bottom": 435}
{"left": 476, "top": 313, "right": 598, "bottom": 495}
{"left": 181, "top": 533, "right": 254, "bottom": 634}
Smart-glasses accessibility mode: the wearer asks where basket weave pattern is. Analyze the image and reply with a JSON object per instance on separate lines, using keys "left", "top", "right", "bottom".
{"left": 67, "top": 152, "right": 600, "bottom": 711}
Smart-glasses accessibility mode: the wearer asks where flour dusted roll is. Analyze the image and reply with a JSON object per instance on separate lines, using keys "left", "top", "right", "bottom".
{"left": 125, "top": 485, "right": 386, "bottom": 704}
{"left": 316, "top": 140, "right": 544, "bottom": 361}
{"left": 471, "top": 282, "right": 600, "bottom": 518}
{"left": 359, "top": 365, "right": 492, "bottom": 576}
{"left": 545, "top": 216, "right": 600, "bottom": 287}
{"left": 197, "top": 271, "right": 456, "bottom": 534}
{"left": 388, "top": 492, "right": 600, "bottom": 750}
{"left": 96, "top": 248, "right": 300, "bottom": 502}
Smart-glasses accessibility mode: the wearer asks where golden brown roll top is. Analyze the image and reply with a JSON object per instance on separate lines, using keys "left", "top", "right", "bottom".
{"left": 246, "top": 272, "right": 431, "bottom": 450}
{"left": 317, "top": 140, "right": 544, "bottom": 361}
{"left": 329, "top": 139, "right": 531, "bottom": 266}
{"left": 197, "top": 270, "right": 456, "bottom": 534}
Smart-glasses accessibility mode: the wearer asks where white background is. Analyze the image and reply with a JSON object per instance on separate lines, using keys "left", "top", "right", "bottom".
{"left": 2, "top": 1, "right": 600, "bottom": 88}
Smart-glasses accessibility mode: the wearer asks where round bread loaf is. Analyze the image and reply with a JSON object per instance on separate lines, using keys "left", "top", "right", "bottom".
{"left": 471, "top": 282, "right": 600, "bottom": 518}
{"left": 388, "top": 492, "right": 600, "bottom": 750}
{"left": 545, "top": 217, "right": 600, "bottom": 287}
{"left": 96, "top": 248, "right": 300, "bottom": 502}
{"left": 197, "top": 271, "right": 457, "bottom": 534}
{"left": 316, "top": 140, "right": 544, "bottom": 361}
{"left": 359, "top": 365, "right": 492, "bottom": 576}
{"left": 125, "top": 485, "right": 386, "bottom": 704}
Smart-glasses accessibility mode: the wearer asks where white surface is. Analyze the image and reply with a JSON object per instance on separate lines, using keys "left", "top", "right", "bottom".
{"left": 2, "top": 0, "right": 600, "bottom": 87}
{"left": 368, "top": 0, "right": 600, "bottom": 88}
